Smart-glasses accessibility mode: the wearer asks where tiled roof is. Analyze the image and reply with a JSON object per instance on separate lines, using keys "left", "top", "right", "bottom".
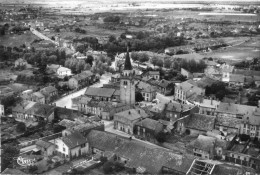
{"left": 216, "top": 102, "right": 257, "bottom": 117}
{"left": 215, "top": 116, "right": 242, "bottom": 128}
{"left": 157, "top": 79, "right": 172, "bottom": 88}
{"left": 166, "top": 101, "right": 194, "bottom": 112}
{"left": 72, "top": 71, "right": 93, "bottom": 81}
{"left": 85, "top": 87, "right": 116, "bottom": 98}
{"left": 184, "top": 113, "right": 216, "bottom": 131}
{"left": 135, "top": 118, "right": 163, "bottom": 132}
{"left": 115, "top": 108, "right": 148, "bottom": 121}
{"left": 32, "top": 92, "right": 45, "bottom": 98}
{"left": 40, "top": 86, "right": 57, "bottom": 95}
{"left": 61, "top": 131, "right": 88, "bottom": 149}
{"left": 195, "top": 77, "right": 218, "bottom": 89}
{"left": 1, "top": 168, "right": 27, "bottom": 175}
{"left": 78, "top": 96, "right": 92, "bottom": 105}
{"left": 47, "top": 64, "right": 60, "bottom": 70}
{"left": 187, "top": 135, "right": 216, "bottom": 152}
{"left": 229, "top": 74, "right": 244, "bottom": 83}
{"left": 36, "top": 140, "right": 54, "bottom": 149}
{"left": 233, "top": 69, "right": 260, "bottom": 76}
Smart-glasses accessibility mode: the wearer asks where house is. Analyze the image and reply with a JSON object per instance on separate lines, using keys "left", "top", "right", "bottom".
{"left": 155, "top": 79, "right": 174, "bottom": 95}
{"left": 40, "top": 86, "right": 58, "bottom": 104}
{"left": 180, "top": 113, "right": 216, "bottom": 135}
{"left": 165, "top": 101, "right": 199, "bottom": 123}
{"left": 15, "top": 58, "right": 28, "bottom": 68}
{"left": 187, "top": 135, "right": 216, "bottom": 159}
{"left": 46, "top": 64, "right": 61, "bottom": 74}
{"left": 56, "top": 66, "right": 72, "bottom": 77}
{"left": 68, "top": 71, "right": 95, "bottom": 89}
{"left": 229, "top": 74, "right": 245, "bottom": 87}
{"left": 21, "top": 89, "right": 33, "bottom": 101}
{"left": 110, "top": 73, "right": 121, "bottom": 83}
{"left": 194, "top": 98, "right": 220, "bottom": 115}
{"left": 84, "top": 87, "right": 120, "bottom": 102}
{"left": 0, "top": 104, "right": 4, "bottom": 116}
{"left": 142, "top": 71, "right": 160, "bottom": 80}
{"left": 35, "top": 140, "right": 55, "bottom": 157}
{"left": 220, "top": 64, "right": 234, "bottom": 82}
{"left": 136, "top": 81, "right": 156, "bottom": 102}
{"left": 215, "top": 115, "right": 242, "bottom": 134}
{"left": 55, "top": 130, "right": 88, "bottom": 159}
{"left": 12, "top": 101, "right": 55, "bottom": 122}
{"left": 174, "top": 80, "right": 205, "bottom": 104}
{"left": 31, "top": 92, "right": 45, "bottom": 104}
{"left": 181, "top": 68, "right": 193, "bottom": 79}
{"left": 133, "top": 118, "right": 164, "bottom": 143}
{"left": 114, "top": 108, "right": 149, "bottom": 135}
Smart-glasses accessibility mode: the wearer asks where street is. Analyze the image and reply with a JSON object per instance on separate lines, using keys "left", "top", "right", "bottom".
{"left": 54, "top": 73, "right": 112, "bottom": 109}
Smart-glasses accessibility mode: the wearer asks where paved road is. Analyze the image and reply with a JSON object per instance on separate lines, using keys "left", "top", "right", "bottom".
{"left": 55, "top": 73, "right": 112, "bottom": 109}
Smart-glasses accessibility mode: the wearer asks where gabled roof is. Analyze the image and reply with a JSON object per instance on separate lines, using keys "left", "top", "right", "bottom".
{"left": 135, "top": 118, "right": 163, "bottom": 133}
{"left": 166, "top": 101, "right": 194, "bottom": 112}
{"left": 36, "top": 140, "right": 54, "bottom": 149}
{"left": 184, "top": 113, "right": 216, "bottom": 132}
{"left": 85, "top": 87, "right": 116, "bottom": 98}
{"left": 216, "top": 102, "right": 257, "bottom": 117}
{"left": 229, "top": 74, "right": 244, "bottom": 83}
{"left": 72, "top": 71, "right": 93, "bottom": 81}
{"left": 157, "top": 79, "right": 172, "bottom": 88}
{"left": 187, "top": 135, "right": 216, "bottom": 152}
{"left": 1, "top": 168, "right": 27, "bottom": 175}
{"left": 215, "top": 115, "right": 242, "bottom": 128}
{"left": 40, "top": 86, "right": 57, "bottom": 95}
{"left": 32, "top": 92, "right": 45, "bottom": 98}
{"left": 115, "top": 108, "right": 148, "bottom": 121}
{"left": 47, "top": 64, "right": 60, "bottom": 70}
{"left": 61, "top": 131, "right": 88, "bottom": 149}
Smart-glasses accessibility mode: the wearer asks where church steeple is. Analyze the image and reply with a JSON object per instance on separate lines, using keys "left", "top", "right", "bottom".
{"left": 124, "top": 44, "right": 132, "bottom": 70}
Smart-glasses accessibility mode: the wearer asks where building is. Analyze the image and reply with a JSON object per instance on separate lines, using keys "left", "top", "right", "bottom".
{"left": 165, "top": 101, "right": 199, "bottom": 123}
{"left": 142, "top": 71, "right": 160, "bottom": 80}
{"left": 215, "top": 115, "right": 242, "bottom": 134}
{"left": 55, "top": 130, "right": 88, "bottom": 159}
{"left": 114, "top": 108, "right": 148, "bottom": 135}
{"left": 46, "top": 64, "right": 61, "bottom": 74}
{"left": 56, "top": 66, "right": 72, "bottom": 77}
{"left": 174, "top": 80, "right": 205, "bottom": 104}
{"left": 68, "top": 71, "right": 96, "bottom": 89}
{"left": 120, "top": 45, "right": 135, "bottom": 105}
{"left": 21, "top": 89, "right": 33, "bottom": 101}
{"left": 12, "top": 101, "right": 55, "bottom": 122}
{"left": 156, "top": 79, "right": 174, "bottom": 95}
{"left": 0, "top": 104, "right": 4, "bottom": 116}
{"left": 85, "top": 87, "right": 120, "bottom": 102}
{"left": 194, "top": 98, "right": 220, "bottom": 115}
{"left": 31, "top": 92, "right": 45, "bottom": 104}
{"left": 14, "top": 58, "right": 28, "bottom": 68}
{"left": 35, "top": 140, "right": 55, "bottom": 157}
{"left": 136, "top": 81, "right": 156, "bottom": 102}
{"left": 180, "top": 113, "right": 216, "bottom": 135}
{"left": 133, "top": 118, "right": 164, "bottom": 143}
{"left": 187, "top": 135, "right": 216, "bottom": 159}
{"left": 40, "top": 86, "right": 58, "bottom": 104}
{"left": 220, "top": 64, "right": 234, "bottom": 82}
{"left": 229, "top": 74, "right": 245, "bottom": 87}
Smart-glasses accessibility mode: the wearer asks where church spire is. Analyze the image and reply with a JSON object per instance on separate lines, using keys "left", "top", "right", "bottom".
{"left": 124, "top": 43, "right": 132, "bottom": 70}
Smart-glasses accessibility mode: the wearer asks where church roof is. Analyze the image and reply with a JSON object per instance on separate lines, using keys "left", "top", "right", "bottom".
{"left": 124, "top": 46, "right": 132, "bottom": 70}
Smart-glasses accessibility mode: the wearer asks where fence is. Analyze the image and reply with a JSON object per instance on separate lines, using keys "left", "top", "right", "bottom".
{"left": 18, "top": 132, "right": 62, "bottom": 148}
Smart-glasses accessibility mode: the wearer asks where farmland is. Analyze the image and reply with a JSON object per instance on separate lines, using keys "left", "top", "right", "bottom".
{"left": 0, "top": 32, "right": 38, "bottom": 47}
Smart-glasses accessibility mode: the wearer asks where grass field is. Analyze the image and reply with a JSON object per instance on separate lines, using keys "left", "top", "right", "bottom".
{"left": 0, "top": 32, "right": 38, "bottom": 47}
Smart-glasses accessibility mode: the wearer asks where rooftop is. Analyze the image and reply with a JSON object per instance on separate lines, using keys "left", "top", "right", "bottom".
{"left": 61, "top": 131, "right": 88, "bottom": 149}
{"left": 115, "top": 108, "right": 148, "bottom": 121}
{"left": 184, "top": 113, "right": 216, "bottom": 132}
{"left": 85, "top": 87, "right": 116, "bottom": 98}
{"left": 135, "top": 118, "right": 163, "bottom": 132}
{"left": 187, "top": 135, "right": 216, "bottom": 152}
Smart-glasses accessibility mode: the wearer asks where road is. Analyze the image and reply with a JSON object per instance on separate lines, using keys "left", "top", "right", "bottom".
{"left": 54, "top": 73, "right": 112, "bottom": 109}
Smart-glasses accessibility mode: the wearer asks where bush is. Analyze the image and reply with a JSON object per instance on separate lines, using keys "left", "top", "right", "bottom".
{"left": 16, "top": 122, "right": 26, "bottom": 133}
{"left": 103, "top": 161, "right": 114, "bottom": 174}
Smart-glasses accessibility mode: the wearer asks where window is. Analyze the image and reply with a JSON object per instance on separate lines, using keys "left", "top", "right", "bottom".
{"left": 81, "top": 144, "right": 85, "bottom": 148}
{"left": 63, "top": 147, "right": 66, "bottom": 152}
{"left": 123, "top": 81, "right": 128, "bottom": 85}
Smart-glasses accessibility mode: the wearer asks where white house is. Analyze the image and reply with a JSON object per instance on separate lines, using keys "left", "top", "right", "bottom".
{"left": 55, "top": 130, "right": 89, "bottom": 159}
{"left": 0, "top": 104, "right": 4, "bottom": 116}
{"left": 57, "top": 67, "right": 72, "bottom": 77}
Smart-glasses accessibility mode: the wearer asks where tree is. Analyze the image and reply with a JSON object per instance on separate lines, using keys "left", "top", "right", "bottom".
{"left": 16, "top": 122, "right": 26, "bottom": 133}
{"left": 2, "top": 144, "right": 20, "bottom": 171}
{"left": 155, "top": 131, "right": 167, "bottom": 143}
{"left": 135, "top": 92, "right": 144, "bottom": 102}
{"left": 164, "top": 58, "right": 172, "bottom": 68}
{"left": 131, "top": 52, "right": 139, "bottom": 62}
{"left": 151, "top": 56, "right": 158, "bottom": 68}
{"left": 28, "top": 165, "right": 38, "bottom": 173}
{"left": 109, "top": 35, "right": 116, "bottom": 42}
{"left": 103, "top": 161, "right": 114, "bottom": 174}
{"left": 139, "top": 53, "right": 149, "bottom": 63}
{"left": 156, "top": 59, "right": 163, "bottom": 68}
{"left": 70, "top": 168, "right": 85, "bottom": 174}
{"left": 85, "top": 55, "right": 94, "bottom": 66}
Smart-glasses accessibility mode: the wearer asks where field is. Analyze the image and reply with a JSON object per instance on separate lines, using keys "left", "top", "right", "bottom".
{"left": 201, "top": 36, "right": 260, "bottom": 63}
{"left": 0, "top": 32, "right": 38, "bottom": 47}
